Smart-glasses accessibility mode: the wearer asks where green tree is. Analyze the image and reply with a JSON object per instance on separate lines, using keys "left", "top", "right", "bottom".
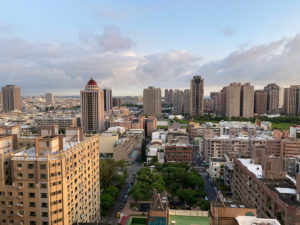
{"left": 104, "top": 185, "right": 119, "bottom": 199}
{"left": 101, "top": 193, "right": 114, "bottom": 215}
{"left": 199, "top": 199, "right": 210, "bottom": 211}
{"left": 177, "top": 189, "right": 197, "bottom": 206}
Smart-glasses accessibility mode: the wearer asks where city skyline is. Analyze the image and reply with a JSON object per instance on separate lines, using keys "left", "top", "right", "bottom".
{"left": 1, "top": 1, "right": 300, "bottom": 96}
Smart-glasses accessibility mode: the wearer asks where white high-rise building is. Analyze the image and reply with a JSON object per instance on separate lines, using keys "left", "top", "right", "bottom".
{"left": 80, "top": 78, "right": 105, "bottom": 132}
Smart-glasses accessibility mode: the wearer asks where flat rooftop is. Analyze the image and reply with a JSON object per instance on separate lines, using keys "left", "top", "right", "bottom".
{"left": 235, "top": 216, "right": 280, "bottom": 225}
{"left": 238, "top": 158, "right": 300, "bottom": 208}
{"left": 168, "top": 215, "right": 209, "bottom": 225}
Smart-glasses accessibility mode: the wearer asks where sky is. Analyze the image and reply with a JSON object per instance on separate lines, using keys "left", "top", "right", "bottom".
{"left": 1, "top": 0, "right": 300, "bottom": 96}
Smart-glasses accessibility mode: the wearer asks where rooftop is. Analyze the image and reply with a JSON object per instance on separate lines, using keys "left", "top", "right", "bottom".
{"left": 235, "top": 216, "right": 280, "bottom": 225}
{"left": 238, "top": 158, "right": 300, "bottom": 208}
{"left": 168, "top": 215, "right": 209, "bottom": 225}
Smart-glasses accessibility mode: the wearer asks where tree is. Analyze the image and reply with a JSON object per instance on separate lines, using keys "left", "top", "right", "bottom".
{"left": 104, "top": 185, "right": 119, "bottom": 199}
{"left": 101, "top": 193, "right": 114, "bottom": 215}
{"left": 199, "top": 199, "right": 210, "bottom": 211}
{"left": 177, "top": 189, "right": 197, "bottom": 206}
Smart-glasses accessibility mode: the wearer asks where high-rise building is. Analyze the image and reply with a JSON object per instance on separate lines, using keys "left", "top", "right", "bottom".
{"left": 112, "top": 97, "right": 122, "bottom": 108}
{"left": 45, "top": 93, "right": 54, "bottom": 104}
{"left": 283, "top": 85, "right": 300, "bottom": 116}
{"left": 143, "top": 86, "right": 162, "bottom": 116}
{"left": 183, "top": 89, "right": 191, "bottom": 115}
{"left": 220, "top": 87, "right": 227, "bottom": 116}
{"left": 164, "top": 89, "right": 169, "bottom": 103}
{"left": 254, "top": 90, "right": 267, "bottom": 115}
{"left": 264, "top": 83, "right": 280, "bottom": 114}
{"left": 173, "top": 90, "right": 183, "bottom": 114}
{"left": 240, "top": 82, "right": 254, "bottom": 118}
{"left": 226, "top": 83, "right": 241, "bottom": 118}
{"left": 279, "top": 87, "right": 285, "bottom": 108}
{"left": 80, "top": 78, "right": 105, "bottom": 132}
{"left": 103, "top": 87, "right": 112, "bottom": 111}
{"left": 210, "top": 92, "right": 221, "bottom": 114}
{"left": 2, "top": 85, "right": 22, "bottom": 112}
{"left": 0, "top": 132, "right": 100, "bottom": 224}
{"left": 190, "top": 76, "right": 204, "bottom": 116}
{"left": 168, "top": 89, "right": 174, "bottom": 104}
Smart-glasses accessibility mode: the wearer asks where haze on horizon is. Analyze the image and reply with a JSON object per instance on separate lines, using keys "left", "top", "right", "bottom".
{"left": 1, "top": 0, "right": 300, "bottom": 96}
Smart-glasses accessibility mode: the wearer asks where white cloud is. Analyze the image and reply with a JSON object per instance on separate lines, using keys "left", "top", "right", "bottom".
{"left": 1, "top": 30, "right": 300, "bottom": 96}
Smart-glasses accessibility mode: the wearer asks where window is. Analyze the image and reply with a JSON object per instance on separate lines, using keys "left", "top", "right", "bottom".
{"left": 41, "top": 202, "right": 48, "bottom": 208}
{"left": 28, "top": 183, "right": 35, "bottom": 188}
{"left": 17, "top": 163, "right": 22, "bottom": 168}
{"left": 30, "top": 221, "right": 36, "bottom": 225}
{"left": 18, "top": 183, "right": 23, "bottom": 187}
{"left": 30, "top": 211, "right": 36, "bottom": 217}
{"left": 42, "top": 222, "right": 49, "bottom": 225}
{"left": 40, "top": 174, "right": 47, "bottom": 179}
{"left": 17, "top": 173, "right": 22, "bottom": 178}
{"left": 41, "top": 212, "right": 48, "bottom": 217}
{"left": 18, "top": 192, "right": 23, "bottom": 196}
{"left": 29, "top": 193, "right": 35, "bottom": 198}
{"left": 29, "top": 202, "right": 35, "bottom": 207}
{"left": 41, "top": 193, "right": 47, "bottom": 198}
{"left": 41, "top": 183, "right": 47, "bottom": 189}
{"left": 40, "top": 164, "right": 46, "bottom": 169}
{"left": 27, "top": 164, "right": 34, "bottom": 169}
{"left": 46, "top": 141, "right": 49, "bottom": 147}
{"left": 28, "top": 174, "right": 34, "bottom": 179}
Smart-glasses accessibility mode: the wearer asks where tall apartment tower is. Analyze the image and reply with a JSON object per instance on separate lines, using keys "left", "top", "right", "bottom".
{"left": 143, "top": 86, "right": 162, "bottom": 116}
{"left": 164, "top": 89, "right": 169, "bottom": 103}
{"left": 168, "top": 89, "right": 174, "bottom": 104}
{"left": 264, "top": 83, "right": 280, "bottom": 114}
{"left": 284, "top": 85, "right": 300, "bottom": 116}
{"left": 103, "top": 87, "right": 112, "bottom": 111}
{"left": 80, "top": 78, "right": 105, "bottom": 132}
{"left": 183, "top": 89, "right": 191, "bottom": 115}
{"left": 190, "top": 76, "right": 204, "bottom": 116}
{"left": 0, "top": 132, "right": 100, "bottom": 225}
{"left": 226, "top": 83, "right": 241, "bottom": 118}
{"left": 173, "top": 90, "right": 184, "bottom": 114}
{"left": 2, "top": 85, "right": 22, "bottom": 112}
{"left": 254, "top": 90, "right": 267, "bottom": 115}
{"left": 220, "top": 87, "right": 227, "bottom": 116}
{"left": 241, "top": 83, "right": 254, "bottom": 118}
{"left": 45, "top": 93, "right": 54, "bottom": 104}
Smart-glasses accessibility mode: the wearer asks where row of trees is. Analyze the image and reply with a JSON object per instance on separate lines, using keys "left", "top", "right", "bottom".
{"left": 100, "top": 159, "right": 128, "bottom": 216}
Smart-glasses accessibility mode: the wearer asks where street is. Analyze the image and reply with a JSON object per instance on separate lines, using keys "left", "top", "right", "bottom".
{"left": 200, "top": 172, "right": 217, "bottom": 201}
{"left": 103, "top": 163, "right": 144, "bottom": 225}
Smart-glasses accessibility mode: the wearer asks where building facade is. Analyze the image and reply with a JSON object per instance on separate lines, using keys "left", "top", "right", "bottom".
{"left": 2, "top": 85, "right": 22, "bottom": 112}
{"left": 241, "top": 83, "right": 254, "bottom": 118}
{"left": 45, "top": 93, "right": 54, "bottom": 104}
{"left": 264, "top": 83, "right": 280, "bottom": 114}
{"left": 190, "top": 76, "right": 204, "bottom": 116}
{"left": 173, "top": 90, "right": 183, "bottom": 115}
{"left": 283, "top": 85, "right": 300, "bottom": 116}
{"left": 143, "top": 87, "right": 162, "bottom": 117}
{"left": 226, "top": 83, "right": 241, "bottom": 118}
{"left": 183, "top": 89, "right": 191, "bottom": 115}
{"left": 0, "top": 134, "right": 100, "bottom": 225}
{"left": 103, "top": 87, "right": 112, "bottom": 111}
{"left": 80, "top": 78, "right": 105, "bottom": 132}
{"left": 254, "top": 90, "right": 267, "bottom": 115}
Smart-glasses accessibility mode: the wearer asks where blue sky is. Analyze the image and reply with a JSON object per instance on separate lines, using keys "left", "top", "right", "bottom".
{"left": 1, "top": 0, "right": 300, "bottom": 95}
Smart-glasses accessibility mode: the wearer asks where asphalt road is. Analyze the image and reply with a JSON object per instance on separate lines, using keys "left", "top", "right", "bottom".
{"left": 201, "top": 172, "right": 217, "bottom": 201}
{"left": 104, "top": 163, "right": 143, "bottom": 225}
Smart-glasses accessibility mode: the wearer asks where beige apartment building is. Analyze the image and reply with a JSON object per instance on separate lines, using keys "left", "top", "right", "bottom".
{"left": 241, "top": 83, "right": 254, "bottom": 118}
{"left": 254, "top": 90, "right": 267, "bottom": 115}
{"left": 2, "top": 85, "right": 22, "bottom": 112}
{"left": 143, "top": 86, "right": 161, "bottom": 117}
{"left": 232, "top": 156, "right": 300, "bottom": 225}
{"left": 226, "top": 83, "right": 241, "bottom": 118}
{"left": 0, "top": 131, "right": 100, "bottom": 225}
{"left": 264, "top": 83, "right": 280, "bottom": 114}
{"left": 80, "top": 78, "right": 105, "bottom": 132}
{"left": 284, "top": 85, "right": 300, "bottom": 116}
{"left": 190, "top": 76, "right": 204, "bottom": 116}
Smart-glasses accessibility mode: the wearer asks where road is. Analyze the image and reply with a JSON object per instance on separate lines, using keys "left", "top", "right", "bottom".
{"left": 200, "top": 172, "right": 217, "bottom": 201}
{"left": 104, "top": 163, "right": 143, "bottom": 225}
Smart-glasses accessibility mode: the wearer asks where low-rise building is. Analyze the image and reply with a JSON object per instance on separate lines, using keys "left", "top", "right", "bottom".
{"left": 209, "top": 157, "right": 226, "bottom": 179}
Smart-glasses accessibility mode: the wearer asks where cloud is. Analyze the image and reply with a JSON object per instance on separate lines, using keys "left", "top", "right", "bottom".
{"left": 223, "top": 26, "right": 234, "bottom": 36}
{"left": 1, "top": 31, "right": 300, "bottom": 96}
{"left": 79, "top": 25, "right": 134, "bottom": 52}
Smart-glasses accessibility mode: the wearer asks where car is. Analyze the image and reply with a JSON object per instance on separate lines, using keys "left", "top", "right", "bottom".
{"left": 124, "top": 194, "right": 128, "bottom": 198}
{"left": 116, "top": 211, "right": 121, "bottom": 218}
